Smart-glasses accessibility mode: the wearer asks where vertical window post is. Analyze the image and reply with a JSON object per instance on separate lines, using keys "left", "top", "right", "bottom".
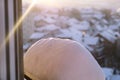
{"left": 0, "top": 0, "right": 23, "bottom": 80}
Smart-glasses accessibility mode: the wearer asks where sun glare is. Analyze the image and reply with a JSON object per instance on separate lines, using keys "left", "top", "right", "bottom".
{"left": 27, "top": 0, "right": 61, "bottom": 8}
{"left": 0, "top": 1, "right": 36, "bottom": 51}
{"left": 23, "top": 0, "right": 120, "bottom": 9}
{"left": 24, "top": 0, "right": 93, "bottom": 8}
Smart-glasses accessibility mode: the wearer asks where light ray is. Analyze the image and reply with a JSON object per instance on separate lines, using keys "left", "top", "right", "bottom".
{"left": 0, "top": 1, "right": 36, "bottom": 50}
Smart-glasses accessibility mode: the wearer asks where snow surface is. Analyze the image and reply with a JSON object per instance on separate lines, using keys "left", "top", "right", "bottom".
{"left": 111, "top": 75, "right": 120, "bottom": 80}
{"left": 102, "top": 68, "right": 114, "bottom": 78}
{"left": 35, "top": 24, "right": 60, "bottom": 32}
{"left": 100, "top": 30, "right": 117, "bottom": 43}
{"left": 30, "top": 32, "right": 45, "bottom": 40}
{"left": 84, "top": 36, "right": 99, "bottom": 45}
{"left": 43, "top": 17, "right": 56, "bottom": 23}
{"left": 102, "top": 68, "right": 120, "bottom": 80}
{"left": 109, "top": 25, "right": 120, "bottom": 30}
{"left": 34, "top": 15, "right": 56, "bottom": 24}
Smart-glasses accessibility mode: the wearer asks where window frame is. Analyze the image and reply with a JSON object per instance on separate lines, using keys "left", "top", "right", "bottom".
{"left": 0, "top": 0, "right": 23, "bottom": 80}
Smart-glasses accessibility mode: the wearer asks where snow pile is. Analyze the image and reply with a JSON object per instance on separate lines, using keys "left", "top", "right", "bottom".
{"left": 23, "top": 8, "right": 120, "bottom": 52}
{"left": 102, "top": 68, "right": 114, "bottom": 80}
{"left": 102, "top": 68, "right": 120, "bottom": 80}
{"left": 111, "top": 75, "right": 120, "bottom": 80}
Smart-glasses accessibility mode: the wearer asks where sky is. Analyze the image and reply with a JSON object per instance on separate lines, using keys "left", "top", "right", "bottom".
{"left": 23, "top": 0, "right": 120, "bottom": 9}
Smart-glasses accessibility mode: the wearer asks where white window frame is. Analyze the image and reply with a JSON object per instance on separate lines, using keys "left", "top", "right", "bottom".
{"left": 0, "top": 0, "right": 23, "bottom": 80}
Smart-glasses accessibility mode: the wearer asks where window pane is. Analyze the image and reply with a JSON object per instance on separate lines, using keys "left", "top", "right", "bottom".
{"left": 22, "top": 0, "right": 120, "bottom": 79}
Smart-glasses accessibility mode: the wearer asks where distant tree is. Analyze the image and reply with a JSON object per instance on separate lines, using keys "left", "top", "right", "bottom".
{"left": 58, "top": 8, "right": 65, "bottom": 16}
{"left": 69, "top": 8, "right": 82, "bottom": 21}
{"left": 100, "top": 9, "right": 111, "bottom": 20}
{"left": 30, "top": 6, "right": 42, "bottom": 13}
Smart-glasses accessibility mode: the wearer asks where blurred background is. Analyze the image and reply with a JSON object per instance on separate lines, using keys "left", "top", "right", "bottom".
{"left": 22, "top": 0, "right": 120, "bottom": 80}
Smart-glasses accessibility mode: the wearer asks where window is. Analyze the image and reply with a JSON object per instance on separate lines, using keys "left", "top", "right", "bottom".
{"left": 0, "top": 0, "right": 23, "bottom": 80}
{"left": 22, "top": 0, "right": 120, "bottom": 79}
{"left": 0, "top": 0, "right": 120, "bottom": 80}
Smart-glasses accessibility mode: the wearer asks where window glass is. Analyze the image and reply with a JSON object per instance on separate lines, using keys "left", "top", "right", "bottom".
{"left": 22, "top": 0, "right": 120, "bottom": 79}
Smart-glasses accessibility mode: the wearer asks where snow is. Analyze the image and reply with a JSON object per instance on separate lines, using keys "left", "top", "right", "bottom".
{"left": 109, "top": 25, "right": 119, "bottom": 30}
{"left": 102, "top": 68, "right": 120, "bottom": 80}
{"left": 102, "top": 68, "right": 114, "bottom": 80}
{"left": 41, "top": 8, "right": 59, "bottom": 14}
{"left": 70, "top": 21, "right": 90, "bottom": 31}
{"left": 93, "top": 12, "right": 104, "bottom": 19}
{"left": 100, "top": 30, "right": 117, "bottom": 43}
{"left": 44, "top": 14, "right": 59, "bottom": 19}
{"left": 44, "top": 17, "right": 56, "bottom": 23}
{"left": 30, "top": 32, "right": 45, "bottom": 40}
{"left": 80, "top": 7, "right": 94, "bottom": 14}
{"left": 84, "top": 44, "right": 94, "bottom": 51}
{"left": 35, "top": 24, "right": 60, "bottom": 32}
{"left": 90, "top": 19, "right": 99, "bottom": 24}
{"left": 114, "top": 32, "right": 120, "bottom": 37}
{"left": 23, "top": 43, "right": 31, "bottom": 51}
{"left": 84, "top": 36, "right": 99, "bottom": 45}
{"left": 69, "top": 27, "right": 82, "bottom": 42}
{"left": 80, "top": 8, "right": 104, "bottom": 20}
{"left": 56, "top": 29, "right": 72, "bottom": 38}
{"left": 67, "top": 18, "right": 80, "bottom": 25}
{"left": 111, "top": 75, "right": 120, "bottom": 80}
{"left": 56, "top": 28, "right": 83, "bottom": 42}
{"left": 34, "top": 15, "right": 42, "bottom": 22}
{"left": 27, "top": 7, "right": 120, "bottom": 53}
{"left": 96, "top": 25, "right": 104, "bottom": 31}
{"left": 59, "top": 16, "right": 69, "bottom": 22}
{"left": 34, "top": 15, "right": 56, "bottom": 24}
{"left": 102, "top": 19, "right": 108, "bottom": 24}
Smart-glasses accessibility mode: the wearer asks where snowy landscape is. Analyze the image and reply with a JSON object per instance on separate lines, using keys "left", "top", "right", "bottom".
{"left": 22, "top": 3, "right": 120, "bottom": 80}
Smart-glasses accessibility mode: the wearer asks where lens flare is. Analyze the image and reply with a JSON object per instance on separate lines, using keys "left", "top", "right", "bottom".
{"left": 0, "top": 1, "right": 36, "bottom": 51}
